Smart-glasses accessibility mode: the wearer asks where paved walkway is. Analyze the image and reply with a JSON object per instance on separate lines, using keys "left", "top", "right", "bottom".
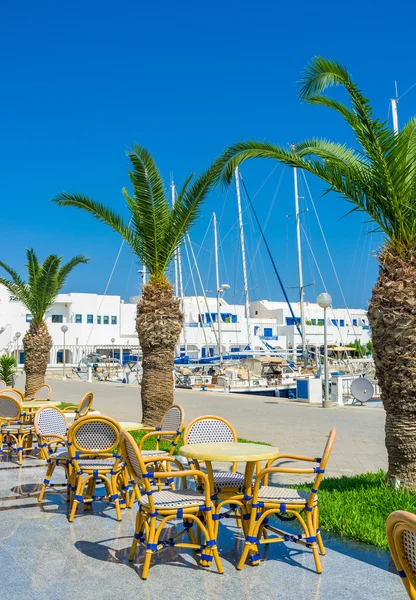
{"left": 0, "top": 463, "right": 405, "bottom": 600}
{"left": 39, "top": 377, "right": 387, "bottom": 479}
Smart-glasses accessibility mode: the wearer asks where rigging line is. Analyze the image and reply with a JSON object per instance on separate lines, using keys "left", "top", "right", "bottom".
{"left": 239, "top": 175, "right": 303, "bottom": 339}
{"left": 218, "top": 185, "right": 231, "bottom": 227}
{"left": 186, "top": 234, "right": 219, "bottom": 345}
{"left": 398, "top": 81, "right": 416, "bottom": 101}
{"left": 124, "top": 251, "right": 136, "bottom": 299}
{"left": 248, "top": 167, "right": 286, "bottom": 271}
{"left": 251, "top": 164, "right": 279, "bottom": 200}
{"left": 85, "top": 220, "right": 132, "bottom": 347}
{"left": 301, "top": 224, "right": 326, "bottom": 289}
{"left": 183, "top": 215, "right": 213, "bottom": 291}
{"left": 184, "top": 239, "right": 209, "bottom": 351}
{"left": 360, "top": 226, "right": 373, "bottom": 308}
{"left": 301, "top": 171, "right": 364, "bottom": 357}
{"left": 218, "top": 166, "right": 279, "bottom": 249}
{"left": 302, "top": 225, "right": 350, "bottom": 355}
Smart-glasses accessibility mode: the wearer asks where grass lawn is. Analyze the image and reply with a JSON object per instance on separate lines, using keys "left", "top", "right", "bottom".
{"left": 58, "top": 420, "right": 416, "bottom": 550}
{"left": 295, "top": 470, "right": 416, "bottom": 549}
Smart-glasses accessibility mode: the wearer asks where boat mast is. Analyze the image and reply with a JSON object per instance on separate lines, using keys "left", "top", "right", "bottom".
{"left": 171, "top": 177, "right": 187, "bottom": 354}
{"left": 177, "top": 243, "right": 187, "bottom": 354}
{"left": 292, "top": 144, "right": 307, "bottom": 368}
{"left": 213, "top": 212, "right": 223, "bottom": 365}
{"left": 171, "top": 177, "right": 179, "bottom": 297}
{"left": 235, "top": 167, "right": 252, "bottom": 350}
{"left": 391, "top": 82, "right": 399, "bottom": 134}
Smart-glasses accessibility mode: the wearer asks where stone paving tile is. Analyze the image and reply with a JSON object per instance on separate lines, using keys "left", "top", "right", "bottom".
{"left": 0, "top": 462, "right": 407, "bottom": 600}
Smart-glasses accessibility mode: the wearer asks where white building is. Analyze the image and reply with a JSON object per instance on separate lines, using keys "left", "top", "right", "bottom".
{"left": 0, "top": 284, "right": 371, "bottom": 365}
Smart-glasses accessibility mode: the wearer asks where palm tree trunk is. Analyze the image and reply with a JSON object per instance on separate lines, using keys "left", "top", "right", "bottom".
{"left": 136, "top": 278, "right": 182, "bottom": 426}
{"left": 368, "top": 248, "right": 416, "bottom": 489}
{"left": 23, "top": 321, "right": 52, "bottom": 397}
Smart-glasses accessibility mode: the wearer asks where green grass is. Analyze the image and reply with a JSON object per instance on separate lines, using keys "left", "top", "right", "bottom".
{"left": 57, "top": 402, "right": 93, "bottom": 412}
{"left": 294, "top": 470, "right": 416, "bottom": 549}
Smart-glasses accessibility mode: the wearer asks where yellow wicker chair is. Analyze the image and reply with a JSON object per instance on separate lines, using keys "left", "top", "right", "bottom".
{"left": 183, "top": 415, "right": 248, "bottom": 531}
{"left": 67, "top": 415, "right": 124, "bottom": 522}
{"left": 138, "top": 404, "right": 184, "bottom": 458}
{"left": 62, "top": 392, "right": 93, "bottom": 421}
{"left": 34, "top": 406, "right": 71, "bottom": 501}
{"left": 0, "top": 395, "right": 34, "bottom": 464}
{"left": 3, "top": 388, "right": 25, "bottom": 402}
{"left": 31, "top": 383, "right": 52, "bottom": 401}
{"left": 0, "top": 380, "right": 7, "bottom": 391}
{"left": 387, "top": 510, "right": 416, "bottom": 598}
{"left": 238, "top": 428, "right": 337, "bottom": 573}
{"left": 120, "top": 430, "right": 223, "bottom": 580}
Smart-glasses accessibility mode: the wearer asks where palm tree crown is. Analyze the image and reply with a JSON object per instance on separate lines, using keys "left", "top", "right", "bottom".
{"left": 213, "top": 57, "right": 416, "bottom": 255}
{"left": 0, "top": 249, "right": 89, "bottom": 323}
{"left": 53, "top": 145, "right": 214, "bottom": 279}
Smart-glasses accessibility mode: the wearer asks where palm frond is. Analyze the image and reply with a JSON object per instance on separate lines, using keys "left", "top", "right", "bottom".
{"left": 159, "top": 168, "right": 214, "bottom": 272}
{"left": 125, "top": 145, "right": 171, "bottom": 276}
{"left": 56, "top": 255, "right": 89, "bottom": 291}
{"left": 0, "top": 251, "right": 86, "bottom": 323}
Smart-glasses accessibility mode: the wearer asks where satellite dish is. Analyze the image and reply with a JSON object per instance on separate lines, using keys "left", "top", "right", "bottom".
{"left": 351, "top": 378, "right": 374, "bottom": 405}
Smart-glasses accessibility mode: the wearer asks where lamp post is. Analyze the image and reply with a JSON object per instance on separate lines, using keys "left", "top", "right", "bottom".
{"left": 61, "top": 325, "right": 68, "bottom": 380}
{"left": 111, "top": 338, "right": 115, "bottom": 360}
{"left": 317, "top": 293, "right": 332, "bottom": 408}
{"left": 15, "top": 332, "right": 21, "bottom": 365}
{"left": 217, "top": 283, "right": 230, "bottom": 365}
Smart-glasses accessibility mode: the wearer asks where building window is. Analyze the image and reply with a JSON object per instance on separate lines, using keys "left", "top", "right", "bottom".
{"left": 111, "top": 316, "right": 117, "bottom": 325}
{"left": 362, "top": 318, "right": 366, "bottom": 324}
{"left": 87, "top": 314, "right": 94, "bottom": 324}
{"left": 52, "top": 315, "right": 63, "bottom": 323}
{"left": 340, "top": 319, "right": 345, "bottom": 327}
{"left": 352, "top": 319, "right": 357, "bottom": 326}
{"left": 230, "top": 347, "right": 240, "bottom": 353}
{"left": 97, "top": 316, "right": 102, "bottom": 324}
{"left": 254, "top": 325, "right": 260, "bottom": 335}
{"left": 255, "top": 310, "right": 258, "bottom": 315}
{"left": 75, "top": 314, "right": 82, "bottom": 324}
{"left": 311, "top": 318, "right": 316, "bottom": 326}
{"left": 318, "top": 319, "right": 324, "bottom": 326}
{"left": 103, "top": 316, "right": 109, "bottom": 325}
{"left": 331, "top": 319, "right": 338, "bottom": 326}
{"left": 26, "top": 314, "right": 33, "bottom": 322}
{"left": 264, "top": 327, "right": 273, "bottom": 337}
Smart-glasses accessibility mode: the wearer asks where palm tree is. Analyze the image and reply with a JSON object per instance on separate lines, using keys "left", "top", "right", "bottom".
{"left": 0, "top": 250, "right": 88, "bottom": 396}
{"left": 211, "top": 57, "right": 416, "bottom": 488}
{"left": 53, "top": 145, "right": 213, "bottom": 425}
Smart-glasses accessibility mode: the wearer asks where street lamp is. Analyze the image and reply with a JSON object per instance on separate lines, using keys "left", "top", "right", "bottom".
{"left": 15, "top": 332, "right": 21, "bottom": 365}
{"left": 61, "top": 325, "right": 68, "bottom": 380}
{"left": 317, "top": 292, "right": 332, "bottom": 408}
{"left": 111, "top": 338, "right": 115, "bottom": 360}
{"left": 217, "top": 284, "right": 230, "bottom": 365}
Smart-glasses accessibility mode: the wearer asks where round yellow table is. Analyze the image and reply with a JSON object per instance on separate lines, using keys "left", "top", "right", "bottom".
{"left": 179, "top": 442, "right": 279, "bottom": 564}
{"left": 118, "top": 421, "right": 144, "bottom": 431}
{"left": 179, "top": 442, "right": 279, "bottom": 497}
{"left": 22, "top": 400, "right": 60, "bottom": 410}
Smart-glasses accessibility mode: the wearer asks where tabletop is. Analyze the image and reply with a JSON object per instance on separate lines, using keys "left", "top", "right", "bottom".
{"left": 179, "top": 442, "right": 279, "bottom": 462}
{"left": 118, "top": 421, "right": 143, "bottom": 431}
{"left": 22, "top": 400, "right": 60, "bottom": 409}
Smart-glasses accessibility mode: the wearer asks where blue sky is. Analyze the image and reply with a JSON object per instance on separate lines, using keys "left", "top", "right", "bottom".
{"left": 1, "top": 0, "right": 415, "bottom": 309}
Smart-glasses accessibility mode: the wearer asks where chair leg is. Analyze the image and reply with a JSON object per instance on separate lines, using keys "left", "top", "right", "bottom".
{"left": 306, "top": 510, "right": 322, "bottom": 573}
{"left": 17, "top": 434, "right": 23, "bottom": 465}
{"left": 69, "top": 476, "right": 84, "bottom": 522}
{"left": 141, "top": 516, "right": 156, "bottom": 580}
{"left": 129, "top": 512, "right": 145, "bottom": 561}
{"left": 38, "top": 461, "right": 56, "bottom": 502}
{"left": 110, "top": 474, "right": 122, "bottom": 521}
{"left": 315, "top": 507, "right": 325, "bottom": 556}
{"left": 205, "top": 511, "right": 224, "bottom": 574}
